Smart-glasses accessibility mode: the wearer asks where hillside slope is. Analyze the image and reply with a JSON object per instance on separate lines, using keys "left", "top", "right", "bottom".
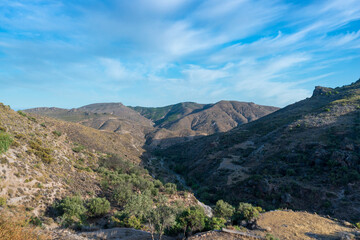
{"left": 0, "top": 104, "right": 102, "bottom": 214}
{"left": 0, "top": 103, "right": 203, "bottom": 239}
{"left": 159, "top": 80, "right": 360, "bottom": 222}
{"left": 26, "top": 101, "right": 278, "bottom": 148}
{"left": 139, "top": 101, "right": 279, "bottom": 147}
{"left": 25, "top": 103, "right": 155, "bottom": 141}
{"left": 130, "top": 102, "right": 205, "bottom": 126}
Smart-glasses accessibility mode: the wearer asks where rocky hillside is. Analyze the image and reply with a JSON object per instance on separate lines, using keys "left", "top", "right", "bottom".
{"left": 26, "top": 101, "right": 278, "bottom": 148}
{"left": 159, "top": 80, "right": 360, "bottom": 223}
{"left": 146, "top": 101, "right": 279, "bottom": 147}
{"left": 130, "top": 102, "right": 206, "bottom": 126}
{"left": 25, "top": 104, "right": 155, "bottom": 142}
{"left": 0, "top": 104, "right": 101, "bottom": 214}
{"left": 0, "top": 103, "right": 204, "bottom": 239}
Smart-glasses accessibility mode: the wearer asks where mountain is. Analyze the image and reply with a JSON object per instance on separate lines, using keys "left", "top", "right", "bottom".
{"left": 0, "top": 103, "right": 201, "bottom": 239}
{"left": 158, "top": 80, "right": 360, "bottom": 222}
{"left": 135, "top": 101, "right": 279, "bottom": 147}
{"left": 25, "top": 103, "right": 155, "bottom": 141}
{"left": 26, "top": 101, "right": 279, "bottom": 148}
{"left": 3, "top": 81, "right": 360, "bottom": 239}
{"left": 130, "top": 102, "right": 206, "bottom": 126}
{"left": 78, "top": 102, "right": 154, "bottom": 127}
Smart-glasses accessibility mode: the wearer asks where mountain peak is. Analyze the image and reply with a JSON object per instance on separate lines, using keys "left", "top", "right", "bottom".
{"left": 312, "top": 86, "right": 334, "bottom": 97}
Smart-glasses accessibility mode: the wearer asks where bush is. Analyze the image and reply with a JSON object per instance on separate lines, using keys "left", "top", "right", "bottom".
{"left": 123, "top": 194, "right": 153, "bottom": 219}
{"left": 213, "top": 200, "right": 235, "bottom": 220}
{"left": 233, "top": 202, "right": 260, "bottom": 223}
{"left": 266, "top": 233, "right": 280, "bottom": 240}
{"left": 54, "top": 196, "right": 87, "bottom": 227}
{"left": 29, "top": 216, "right": 42, "bottom": 227}
{"left": 72, "top": 145, "right": 85, "bottom": 153}
{"left": 28, "top": 139, "right": 53, "bottom": 164}
{"left": 205, "top": 217, "right": 226, "bottom": 230}
{"left": 52, "top": 131, "right": 61, "bottom": 137}
{"left": 356, "top": 222, "right": 360, "bottom": 229}
{"left": 148, "top": 196, "right": 176, "bottom": 240}
{"left": 17, "top": 110, "right": 27, "bottom": 117}
{"left": 125, "top": 215, "right": 142, "bottom": 229}
{"left": 0, "top": 132, "right": 13, "bottom": 154}
{"left": 164, "top": 183, "right": 177, "bottom": 195}
{"left": 176, "top": 206, "right": 207, "bottom": 236}
{"left": 111, "top": 213, "right": 142, "bottom": 229}
{"left": 87, "top": 198, "right": 110, "bottom": 217}
{"left": 0, "top": 197, "right": 6, "bottom": 207}
{"left": 113, "top": 183, "right": 133, "bottom": 205}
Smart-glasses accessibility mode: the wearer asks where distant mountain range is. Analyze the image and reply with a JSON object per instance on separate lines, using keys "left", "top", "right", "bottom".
{"left": 25, "top": 100, "right": 279, "bottom": 148}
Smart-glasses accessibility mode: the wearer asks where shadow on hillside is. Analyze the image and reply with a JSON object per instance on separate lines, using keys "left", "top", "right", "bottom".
{"left": 138, "top": 106, "right": 360, "bottom": 222}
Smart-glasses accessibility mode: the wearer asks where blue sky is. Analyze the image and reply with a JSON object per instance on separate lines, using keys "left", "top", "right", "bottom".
{"left": 0, "top": 0, "right": 360, "bottom": 110}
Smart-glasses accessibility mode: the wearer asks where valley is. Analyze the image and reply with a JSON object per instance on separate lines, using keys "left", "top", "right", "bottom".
{"left": 1, "top": 81, "right": 360, "bottom": 239}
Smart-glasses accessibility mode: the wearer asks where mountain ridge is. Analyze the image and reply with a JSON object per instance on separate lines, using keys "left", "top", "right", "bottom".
{"left": 25, "top": 100, "right": 279, "bottom": 148}
{"left": 156, "top": 80, "right": 360, "bottom": 222}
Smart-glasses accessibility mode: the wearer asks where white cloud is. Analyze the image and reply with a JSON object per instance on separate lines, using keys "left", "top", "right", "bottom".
{"left": 182, "top": 65, "right": 230, "bottom": 84}
{"left": 1, "top": 0, "right": 360, "bottom": 108}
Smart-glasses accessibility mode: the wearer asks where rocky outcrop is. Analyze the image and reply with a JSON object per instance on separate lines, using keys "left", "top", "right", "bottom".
{"left": 312, "top": 86, "right": 334, "bottom": 97}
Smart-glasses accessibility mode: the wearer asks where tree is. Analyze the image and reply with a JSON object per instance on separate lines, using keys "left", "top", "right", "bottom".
{"left": 233, "top": 202, "right": 260, "bottom": 224}
{"left": 123, "top": 193, "right": 153, "bottom": 220}
{"left": 164, "top": 183, "right": 177, "bottom": 194}
{"left": 177, "top": 206, "right": 206, "bottom": 237}
{"left": 148, "top": 198, "right": 176, "bottom": 240}
{"left": 205, "top": 217, "right": 227, "bottom": 230}
{"left": 87, "top": 197, "right": 111, "bottom": 217}
{"left": 113, "top": 182, "right": 133, "bottom": 206}
{"left": 55, "top": 196, "right": 87, "bottom": 227}
{"left": 213, "top": 200, "right": 235, "bottom": 220}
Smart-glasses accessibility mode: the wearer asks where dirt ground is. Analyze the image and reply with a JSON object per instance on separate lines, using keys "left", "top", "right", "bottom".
{"left": 255, "top": 210, "right": 360, "bottom": 240}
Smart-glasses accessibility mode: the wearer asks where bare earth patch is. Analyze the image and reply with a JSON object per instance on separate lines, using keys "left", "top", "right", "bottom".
{"left": 256, "top": 210, "right": 359, "bottom": 240}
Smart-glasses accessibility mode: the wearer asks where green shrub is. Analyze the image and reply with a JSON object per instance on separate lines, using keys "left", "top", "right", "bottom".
{"left": 126, "top": 215, "right": 142, "bottom": 229}
{"left": 265, "top": 233, "right": 280, "bottom": 240}
{"left": 29, "top": 216, "right": 42, "bottom": 227}
{"left": 214, "top": 200, "right": 235, "bottom": 220}
{"left": 356, "top": 222, "right": 360, "bottom": 229}
{"left": 111, "top": 213, "right": 142, "bottom": 229}
{"left": 54, "top": 196, "right": 87, "bottom": 227}
{"left": 0, "top": 197, "right": 6, "bottom": 206}
{"left": 123, "top": 194, "right": 153, "bottom": 219}
{"left": 17, "top": 110, "right": 27, "bottom": 117}
{"left": 87, "top": 197, "right": 110, "bottom": 217}
{"left": 148, "top": 199, "right": 177, "bottom": 240}
{"left": 52, "top": 131, "right": 62, "bottom": 137}
{"left": 164, "top": 183, "right": 177, "bottom": 194}
{"left": 205, "top": 217, "right": 226, "bottom": 230}
{"left": 72, "top": 145, "right": 85, "bottom": 153}
{"left": 0, "top": 132, "right": 13, "bottom": 154}
{"left": 233, "top": 202, "right": 260, "bottom": 223}
{"left": 28, "top": 139, "right": 53, "bottom": 164}
{"left": 176, "top": 206, "right": 207, "bottom": 236}
{"left": 113, "top": 183, "right": 133, "bottom": 205}
{"left": 154, "top": 179, "right": 163, "bottom": 188}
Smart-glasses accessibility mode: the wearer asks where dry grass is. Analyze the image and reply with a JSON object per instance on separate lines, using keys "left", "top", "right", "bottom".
{"left": 0, "top": 213, "right": 49, "bottom": 240}
{"left": 256, "top": 210, "right": 358, "bottom": 240}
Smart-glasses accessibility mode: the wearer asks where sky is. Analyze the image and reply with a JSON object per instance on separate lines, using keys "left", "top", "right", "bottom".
{"left": 0, "top": 0, "right": 360, "bottom": 110}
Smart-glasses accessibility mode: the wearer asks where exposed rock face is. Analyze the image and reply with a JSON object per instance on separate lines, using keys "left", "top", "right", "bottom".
{"left": 312, "top": 86, "right": 334, "bottom": 97}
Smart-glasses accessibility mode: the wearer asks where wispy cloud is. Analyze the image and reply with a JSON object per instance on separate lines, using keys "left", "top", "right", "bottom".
{"left": 0, "top": 0, "right": 359, "bottom": 108}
